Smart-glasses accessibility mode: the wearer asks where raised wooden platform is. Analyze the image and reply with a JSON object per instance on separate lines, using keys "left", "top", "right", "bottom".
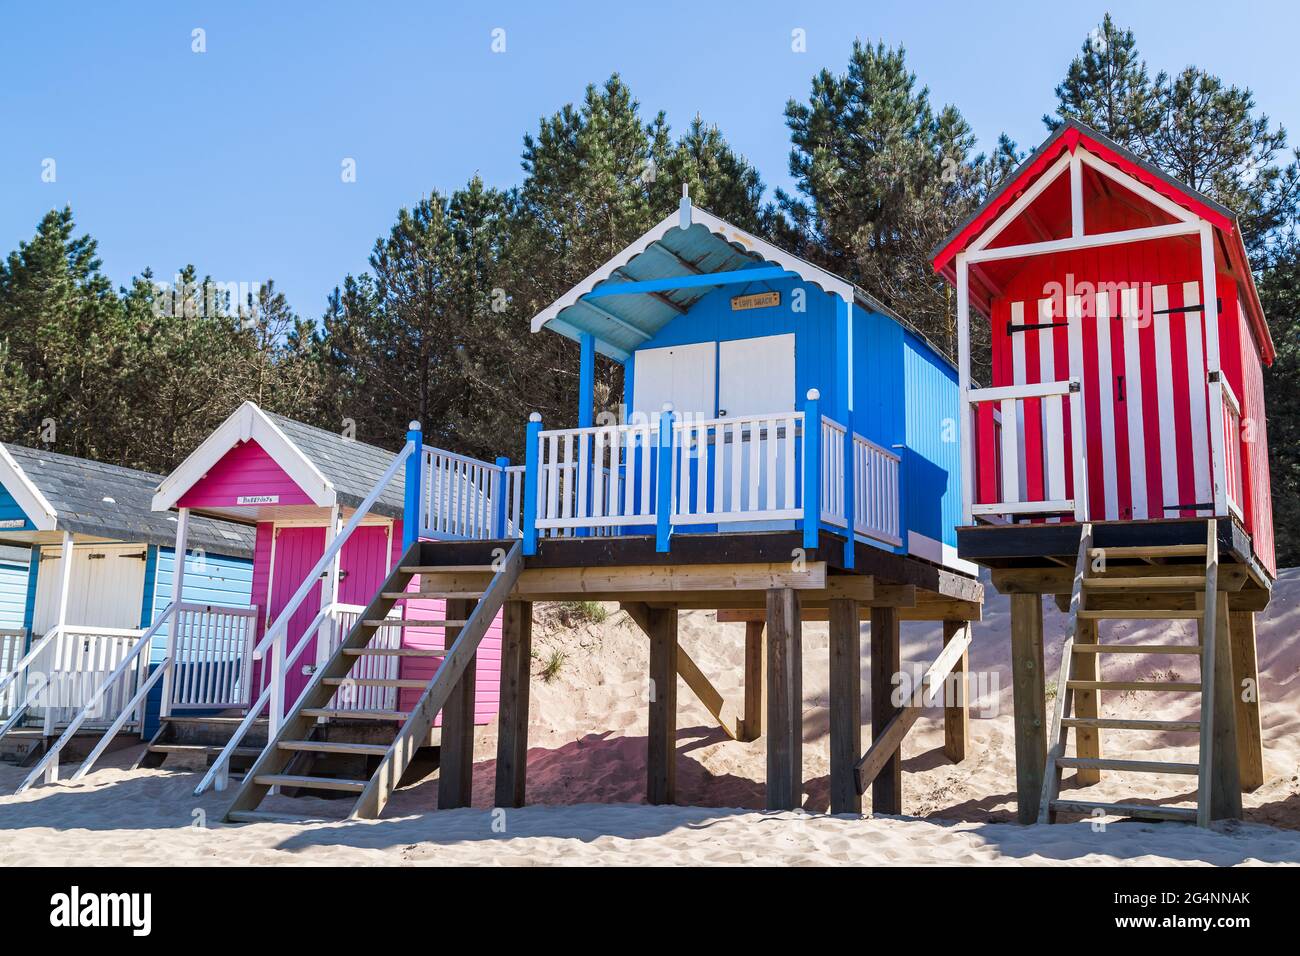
{"left": 416, "top": 531, "right": 983, "bottom": 817}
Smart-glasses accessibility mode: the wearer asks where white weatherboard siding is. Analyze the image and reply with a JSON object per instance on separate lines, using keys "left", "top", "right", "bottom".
{"left": 33, "top": 543, "right": 147, "bottom": 634}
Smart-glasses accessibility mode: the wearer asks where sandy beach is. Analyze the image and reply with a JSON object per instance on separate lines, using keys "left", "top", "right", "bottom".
{"left": 1, "top": 569, "right": 1298, "bottom": 866}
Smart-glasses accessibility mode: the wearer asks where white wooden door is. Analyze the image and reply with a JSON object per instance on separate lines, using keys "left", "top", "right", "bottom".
{"left": 631, "top": 342, "right": 717, "bottom": 422}
{"left": 33, "top": 543, "right": 148, "bottom": 635}
{"left": 718, "top": 334, "right": 797, "bottom": 530}
{"left": 718, "top": 334, "right": 796, "bottom": 417}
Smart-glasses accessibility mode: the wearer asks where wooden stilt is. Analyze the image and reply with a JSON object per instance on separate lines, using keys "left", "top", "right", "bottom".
{"left": 494, "top": 600, "right": 532, "bottom": 808}
{"left": 828, "top": 598, "right": 862, "bottom": 814}
{"left": 941, "top": 620, "right": 969, "bottom": 763}
{"left": 646, "top": 606, "right": 678, "bottom": 805}
{"left": 1209, "top": 592, "right": 1242, "bottom": 820}
{"left": 1229, "top": 610, "right": 1263, "bottom": 792}
{"left": 1009, "top": 593, "right": 1046, "bottom": 824}
{"left": 438, "top": 598, "right": 477, "bottom": 809}
{"left": 869, "top": 605, "right": 901, "bottom": 814}
{"left": 1071, "top": 616, "right": 1101, "bottom": 783}
{"left": 738, "top": 621, "right": 766, "bottom": 742}
{"left": 765, "top": 587, "right": 802, "bottom": 811}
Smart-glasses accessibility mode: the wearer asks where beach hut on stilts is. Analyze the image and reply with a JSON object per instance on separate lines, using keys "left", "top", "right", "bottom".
{"left": 0, "top": 444, "right": 254, "bottom": 780}
{"left": 164, "top": 197, "right": 985, "bottom": 823}
{"left": 931, "top": 119, "right": 1276, "bottom": 826}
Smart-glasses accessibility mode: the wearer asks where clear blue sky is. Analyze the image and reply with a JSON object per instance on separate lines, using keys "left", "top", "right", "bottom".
{"left": 4, "top": 1, "right": 1298, "bottom": 318}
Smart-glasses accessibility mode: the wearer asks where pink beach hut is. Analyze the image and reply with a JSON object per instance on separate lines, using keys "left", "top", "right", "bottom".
{"left": 147, "top": 402, "right": 501, "bottom": 766}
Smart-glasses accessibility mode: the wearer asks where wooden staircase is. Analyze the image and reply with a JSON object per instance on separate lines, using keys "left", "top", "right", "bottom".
{"left": 223, "top": 540, "right": 522, "bottom": 822}
{"left": 1039, "top": 521, "right": 1233, "bottom": 827}
{"left": 137, "top": 716, "right": 269, "bottom": 773}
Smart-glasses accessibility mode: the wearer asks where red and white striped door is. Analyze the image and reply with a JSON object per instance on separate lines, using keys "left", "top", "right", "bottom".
{"left": 1080, "top": 282, "right": 1213, "bottom": 521}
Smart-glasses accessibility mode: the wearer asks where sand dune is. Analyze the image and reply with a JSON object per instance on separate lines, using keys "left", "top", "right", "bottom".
{"left": 1, "top": 569, "right": 1297, "bottom": 865}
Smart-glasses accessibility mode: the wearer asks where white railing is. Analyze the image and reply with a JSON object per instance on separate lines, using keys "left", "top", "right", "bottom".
{"left": 536, "top": 422, "right": 658, "bottom": 531}
{"left": 318, "top": 603, "right": 404, "bottom": 713}
{"left": 22, "top": 625, "right": 149, "bottom": 733}
{"left": 819, "top": 416, "right": 846, "bottom": 527}
{"left": 17, "top": 609, "right": 175, "bottom": 792}
{"left": 852, "top": 433, "right": 902, "bottom": 546}
{"left": 967, "top": 380, "right": 1086, "bottom": 519}
{"left": 1219, "top": 378, "right": 1245, "bottom": 521}
{"left": 0, "top": 628, "right": 26, "bottom": 720}
{"left": 169, "top": 604, "right": 259, "bottom": 710}
{"left": 504, "top": 465, "right": 525, "bottom": 537}
{"left": 196, "top": 439, "right": 414, "bottom": 795}
{"left": 420, "top": 447, "right": 500, "bottom": 540}
{"left": 672, "top": 413, "right": 804, "bottom": 525}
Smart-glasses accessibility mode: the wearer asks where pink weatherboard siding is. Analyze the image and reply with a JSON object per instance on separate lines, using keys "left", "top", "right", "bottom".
{"left": 178, "top": 439, "right": 315, "bottom": 509}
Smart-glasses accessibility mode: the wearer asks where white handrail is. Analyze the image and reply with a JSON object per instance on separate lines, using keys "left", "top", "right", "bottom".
{"left": 252, "top": 441, "right": 413, "bottom": 662}
{"left": 71, "top": 655, "right": 171, "bottom": 780}
{"left": 0, "top": 625, "right": 63, "bottom": 702}
{"left": 17, "top": 603, "right": 177, "bottom": 792}
{"left": 193, "top": 604, "right": 326, "bottom": 795}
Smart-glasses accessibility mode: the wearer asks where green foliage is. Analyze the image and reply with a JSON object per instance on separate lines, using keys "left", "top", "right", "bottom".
{"left": 1257, "top": 242, "right": 1300, "bottom": 567}
{"left": 556, "top": 600, "right": 608, "bottom": 627}
{"left": 538, "top": 647, "right": 568, "bottom": 683}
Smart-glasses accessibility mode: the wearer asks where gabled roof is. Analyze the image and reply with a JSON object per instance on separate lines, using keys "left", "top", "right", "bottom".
{"left": 153, "top": 402, "right": 405, "bottom": 518}
{"left": 529, "top": 202, "right": 955, "bottom": 368}
{"left": 0, "top": 444, "right": 254, "bottom": 556}
{"left": 931, "top": 118, "right": 1273, "bottom": 364}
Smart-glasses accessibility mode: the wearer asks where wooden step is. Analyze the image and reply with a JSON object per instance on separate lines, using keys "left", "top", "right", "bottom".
{"left": 363, "top": 619, "right": 467, "bottom": 628}
{"left": 227, "top": 809, "right": 345, "bottom": 825}
{"left": 1067, "top": 680, "right": 1201, "bottom": 692}
{"left": 1083, "top": 575, "right": 1206, "bottom": 591}
{"left": 321, "top": 677, "right": 429, "bottom": 689}
{"left": 343, "top": 647, "right": 445, "bottom": 658}
{"left": 1088, "top": 544, "right": 1206, "bottom": 559}
{"left": 382, "top": 591, "right": 482, "bottom": 600}
{"left": 148, "top": 743, "right": 263, "bottom": 758}
{"left": 300, "top": 708, "right": 410, "bottom": 721}
{"left": 1070, "top": 643, "right": 1202, "bottom": 655}
{"left": 1077, "top": 609, "right": 1203, "bottom": 621}
{"left": 1050, "top": 799, "right": 1197, "bottom": 822}
{"left": 278, "top": 740, "right": 390, "bottom": 756}
{"left": 401, "top": 565, "right": 499, "bottom": 574}
{"left": 1062, "top": 717, "right": 1200, "bottom": 732}
{"left": 253, "top": 773, "right": 367, "bottom": 793}
{"left": 1056, "top": 756, "right": 1199, "bottom": 775}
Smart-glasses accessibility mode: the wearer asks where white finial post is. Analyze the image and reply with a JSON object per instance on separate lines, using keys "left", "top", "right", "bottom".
{"left": 679, "top": 183, "right": 691, "bottom": 230}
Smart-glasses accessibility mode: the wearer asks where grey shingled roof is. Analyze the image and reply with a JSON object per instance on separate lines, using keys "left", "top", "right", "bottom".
{"left": 5, "top": 445, "right": 254, "bottom": 557}
{"left": 264, "top": 414, "right": 406, "bottom": 517}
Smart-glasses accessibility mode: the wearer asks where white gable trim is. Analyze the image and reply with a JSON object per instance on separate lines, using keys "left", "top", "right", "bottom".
{"left": 152, "top": 402, "right": 335, "bottom": 512}
{"left": 529, "top": 205, "right": 854, "bottom": 334}
{"left": 0, "top": 444, "right": 58, "bottom": 531}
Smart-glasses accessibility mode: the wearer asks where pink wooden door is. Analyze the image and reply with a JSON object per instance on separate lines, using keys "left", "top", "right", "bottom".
{"left": 267, "top": 526, "right": 327, "bottom": 710}
{"left": 268, "top": 524, "right": 392, "bottom": 712}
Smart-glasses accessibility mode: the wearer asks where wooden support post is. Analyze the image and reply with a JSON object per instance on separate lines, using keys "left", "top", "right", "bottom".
{"left": 1009, "top": 593, "right": 1047, "bottom": 824}
{"left": 494, "top": 600, "right": 532, "bottom": 808}
{"left": 438, "top": 598, "right": 476, "bottom": 809}
{"left": 1072, "top": 617, "right": 1101, "bottom": 783}
{"left": 1209, "top": 592, "right": 1242, "bottom": 820}
{"left": 870, "top": 605, "right": 902, "bottom": 814}
{"left": 765, "top": 588, "right": 803, "bottom": 811}
{"left": 738, "top": 621, "right": 765, "bottom": 742}
{"left": 646, "top": 606, "right": 678, "bottom": 805}
{"left": 1229, "top": 609, "right": 1263, "bottom": 792}
{"left": 941, "top": 620, "right": 969, "bottom": 763}
{"left": 828, "top": 598, "right": 862, "bottom": 814}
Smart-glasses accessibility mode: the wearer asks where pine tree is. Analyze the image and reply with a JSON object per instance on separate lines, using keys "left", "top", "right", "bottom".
{"left": 1046, "top": 14, "right": 1156, "bottom": 144}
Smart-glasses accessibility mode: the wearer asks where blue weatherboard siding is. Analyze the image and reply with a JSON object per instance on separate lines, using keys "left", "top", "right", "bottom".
{"left": 21, "top": 548, "right": 39, "bottom": 632}
{"left": 0, "top": 557, "right": 30, "bottom": 630}
{"left": 141, "top": 547, "right": 254, "bottom": 736}
{"left": 0, "top": 482, "right": 36, "bottom": 532}
{"left": 623, "top": 275, "right": 960, "bottom": 565}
